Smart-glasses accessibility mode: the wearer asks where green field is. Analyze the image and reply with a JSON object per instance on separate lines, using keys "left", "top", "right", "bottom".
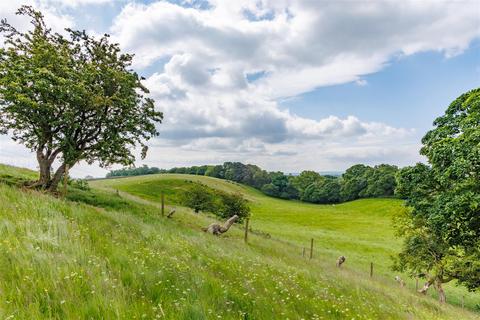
{"left": 1, "top": 165, "right": 479, "bottom": 319}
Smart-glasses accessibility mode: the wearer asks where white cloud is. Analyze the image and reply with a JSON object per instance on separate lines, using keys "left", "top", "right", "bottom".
{"left": 1, "top": 0, "right": 478, "bottom": 176}
{"left": 112, "top": 0, "right": 480, "bottom": 96}
{"left": 0, "top": 1, "right": 74, "bottom": 35}
{"left": 46, "top": 0, "right": 112, "bottom": 8}
{"left": 108, "top": 0, "right": 479, "bottom": 172}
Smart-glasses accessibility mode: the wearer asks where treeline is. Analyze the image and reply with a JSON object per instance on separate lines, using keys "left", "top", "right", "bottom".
{"left": 106, "top": 165, "right": 164, "bottom": 177}
{"left": 165, "top": 162, "right": 399, "bottom": 204}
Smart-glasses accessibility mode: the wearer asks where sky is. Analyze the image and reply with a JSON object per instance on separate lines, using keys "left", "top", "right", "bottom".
{"left": 0, "top": 0, "right": 479, "bottom": 178}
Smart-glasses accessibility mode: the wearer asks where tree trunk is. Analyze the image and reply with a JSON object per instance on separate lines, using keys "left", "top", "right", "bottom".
{"left": 419, "top": 279, "right": 433, "bottom": 294}
{"left": 47, "top": 163, "right": 67, "bottom": 192}
{"left": 30, "top": 150, "right": 53, "bottom": 189}
{"left": 435, "top": 279, "right": 446, "bottom": 303}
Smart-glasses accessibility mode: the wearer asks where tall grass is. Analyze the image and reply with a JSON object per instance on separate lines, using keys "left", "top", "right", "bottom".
{"left": 93, "top": 173, "right": 480, "bottom": 311}
{"left": 0, "top": 165, "right": 478, "bottom": 319}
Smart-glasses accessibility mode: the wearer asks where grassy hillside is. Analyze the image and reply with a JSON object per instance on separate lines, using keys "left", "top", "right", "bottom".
{"left": 93, "top": 173, "right": 480, "bottom": 311}
{"left": 0, "top": 165, "right": 478, "bottom": 319}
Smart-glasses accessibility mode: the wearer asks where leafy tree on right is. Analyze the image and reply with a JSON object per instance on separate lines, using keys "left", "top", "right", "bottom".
{"left": 393, "top": 88, "right": 480, "bottom": 303}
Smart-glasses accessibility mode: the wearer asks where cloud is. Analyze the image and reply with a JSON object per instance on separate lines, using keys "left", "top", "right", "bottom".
{"left": 104, "top": 0, "right": 480, "bottom": 171}
{"left": 47, "top": 0, "right": 112, "bottom": 8}
{"left": 0, "top": 1, "right": 74, "bottom": 36}
{"left": 112, "top": 0, "right": 479, "bottom": 96}
{"left": 144, "top": 54, "right": 414, "bottom": 147}
{"left": 1, "top": 0, "right": 478, "bottom": 176}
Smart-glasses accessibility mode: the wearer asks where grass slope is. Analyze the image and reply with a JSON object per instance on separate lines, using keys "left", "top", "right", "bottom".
{"left": 93, "top": 173, "right": 480, "bottom": 311}
{"left": 0, "top": 165, "right": 477, "bottom": 319}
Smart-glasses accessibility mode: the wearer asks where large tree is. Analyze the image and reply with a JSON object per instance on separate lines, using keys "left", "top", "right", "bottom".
{"left": 340, "top": 164, "right": 372, "bottom": 201}
{"left": 393, "top": 88, "right": 480, "bottom": 302}
{"left": 0, "top": 6, "right": 163, "bottom": 191}
{"left": 291, "top": 170, "right": 323, "bottom": 199}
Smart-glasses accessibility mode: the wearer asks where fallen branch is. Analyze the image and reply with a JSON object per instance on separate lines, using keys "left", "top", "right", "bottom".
{"left": 202, "top": 215, "right": 238, "bottom": 235}
{"left": 167, "top": 208, "right": 176, "bottom": 218}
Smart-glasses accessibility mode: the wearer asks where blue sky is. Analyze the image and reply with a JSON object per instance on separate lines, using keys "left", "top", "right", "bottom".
{"left": 282, "top": 42, "right": 480, "bottom": 131}
{"left": 0, "top": 0, "right": 479, "bottom": 177}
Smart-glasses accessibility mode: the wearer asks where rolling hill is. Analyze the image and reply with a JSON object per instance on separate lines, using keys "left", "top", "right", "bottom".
{"left": 0, "top": 164, "right": 479, "bottom": 319}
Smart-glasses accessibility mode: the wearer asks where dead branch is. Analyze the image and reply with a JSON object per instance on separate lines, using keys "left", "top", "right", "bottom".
{"left": 167, "top": 208, "right": 176, "bottom": 218}
{"left": 202, "top": 215, "right": 238, "bottom": 235}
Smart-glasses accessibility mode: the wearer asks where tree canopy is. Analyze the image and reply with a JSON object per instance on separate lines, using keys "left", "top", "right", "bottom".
{"left": 393, "top": 88, "right": 480, "bottom": 301}
{"left": 0, "top": 6, "right": 162, "bottom": 191}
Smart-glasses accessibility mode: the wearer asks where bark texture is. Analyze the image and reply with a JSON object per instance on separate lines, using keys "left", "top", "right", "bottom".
{"left": 336, "top": 256, "right": 346, "bottom": 267}
{"left": 202, "top": 215, "right": 238, "bottom": 235}
{"left": 418, "top": 276, "right": 448, "bottom": 303}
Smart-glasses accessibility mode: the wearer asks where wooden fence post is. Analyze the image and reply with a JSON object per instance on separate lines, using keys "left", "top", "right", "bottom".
{"left": 461, "top": 295, "right": 465, "bottom": 309}
{"left": 370, "top": 262, "right": 373, "bottom": 278}
{"left": 302, "top": 247, "right": 305, "bottom": 258}
{"left": 161, "top": 192, "right": 165, "bottom": 217}
{"left": 62, "top": 164, "right": 69, "bottom": 198}
{"left": 244, "top": 218, "right": 249, "bottom": 243}
{"left": 309, "top": 238, "right": 314, "bottom": 259}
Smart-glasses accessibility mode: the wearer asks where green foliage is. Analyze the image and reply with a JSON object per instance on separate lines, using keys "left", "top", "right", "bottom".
{"left": 107, "top": 165, "right": 162, "bottom": 178}
{"left": 302, "top": 178, "right": 342, "bottom": 204}
{"left": 291, "top": 170, "right": 323, "bottom": 198}
{"left": 0, "top": 6, "right": 162, "bottom": 191}
{"left": 162, "top": 161, "right": 398, "bottom": 204}
{"left": 394, "top": 88, "right": 480, "bottom": 293}
{"left": 215, "top": 191, "right": 251, "bottom": 222}
{"left": 204, "top": 165, "right": 224, "bottom": 178}
{"left": 69, "top": 179, "right": 90, "bottom": 191}
{"left": 181, "top": 183, "right": 250, "bottom": 221}
{"left": 364, "top": 164, "right": 398, "bottom": 197}
{"left": 341, "top": 164, "right": 398, "bottom": 201}
{"left": 261, "top": 173, "right": 298, "bottom": 199}
{"left": 181, "top": 184, "right": 215, "bottom": 213}
{"left": 341, "top": 164, "right": 373, "bottom": 200}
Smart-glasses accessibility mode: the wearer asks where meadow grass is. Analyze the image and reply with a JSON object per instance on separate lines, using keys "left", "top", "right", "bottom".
{"left": 93, "top": 173, "right": 480, "bottom": 311}
{"left": 0, "top": 165, "right": 479, "bottom": 319}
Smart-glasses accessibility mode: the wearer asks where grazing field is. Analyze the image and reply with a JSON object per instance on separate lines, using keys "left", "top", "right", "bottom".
{"left": 93, "top": 173, "right": 480, "bottom": 311}
{"left": 0, "top": 165, "right": 479, "bottom": 319}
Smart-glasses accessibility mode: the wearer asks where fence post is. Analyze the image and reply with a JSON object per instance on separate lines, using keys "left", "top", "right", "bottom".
{"left": 302, "top": 247, "right": 305, "bottom": 258}
{"left": 62, "top": 164, "right": 69, "bottom": 198}
{"left": 461, "top": 295, "right": 465, "bottom": 309}
{"left": 309, "top": 238, "right": 314, "bottom": 259}
{"left": 161, "top": 192, "right": 165, "bottom": 217}
{"left": 370, "top": 262, "right": 373, "bottom": 278}
{"left": 244, "top": 218, "right": 249, "bottom": 243}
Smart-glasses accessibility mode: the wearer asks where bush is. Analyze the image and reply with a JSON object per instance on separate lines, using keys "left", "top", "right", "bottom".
{"left": 70, "top": 179, "right": 91, "bottom": 191}
{"left": 181, "top": 184, "right": 215, "bottom": 213}
{"left": 215, "top": 191, "right": 250, "bottom": 222}
{"left": 181, "top": 184, "right": 250, "bottom": 221}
